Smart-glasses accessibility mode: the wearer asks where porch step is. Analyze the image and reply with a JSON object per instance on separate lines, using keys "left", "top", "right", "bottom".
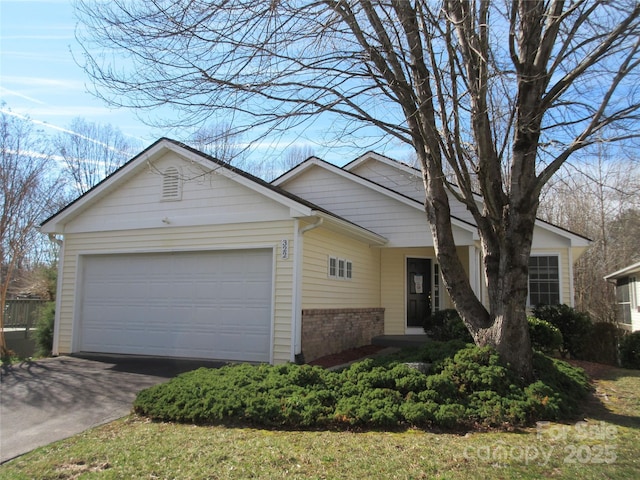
{"left": 371, "top": 335, "right": 430, "bottom": 348}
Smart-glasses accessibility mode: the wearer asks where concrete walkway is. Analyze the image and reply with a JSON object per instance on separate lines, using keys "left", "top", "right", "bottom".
{"left": 0, "top": 355, "right": 224, "bottom": 463}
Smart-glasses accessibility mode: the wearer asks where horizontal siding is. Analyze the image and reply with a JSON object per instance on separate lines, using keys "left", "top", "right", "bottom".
{"left": 283, "top": 166, "right": 475, "bottom": 247}
{"left": 65, "top": 153, "right": 291, "bottom": 233}
{"left": 56, "top": 220, "right": 296, "bottom": 364}
{"left": 301, "top": 227, "right": 381, "bottom": 309}
{"left": 349, "top": 158, "right": 477, "bottom": 224}
{"left": 350, "top": 160, "right": 425, "bottom": 201}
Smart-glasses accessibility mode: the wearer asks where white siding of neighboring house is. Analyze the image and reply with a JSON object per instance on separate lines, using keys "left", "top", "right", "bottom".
{"left": 301, "top": 226, "right": 381, "bottom": 309}
{"left": 279, "top": 165, "right": 476, "bottom": 247}
{"left": 632, "top": 278, "right": 640, "bottom": 332}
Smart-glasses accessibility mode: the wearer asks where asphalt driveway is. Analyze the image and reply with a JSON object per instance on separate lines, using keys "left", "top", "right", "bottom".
{"left": 0, "top": 355, "right": 225, "bottom": 463}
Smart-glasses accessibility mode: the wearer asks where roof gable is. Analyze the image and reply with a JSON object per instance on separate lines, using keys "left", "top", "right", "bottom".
{"left": 275, "top": 151, "right": 591, "bottom": 248}
{"left": 40, "top": 139, "right": 343, "bottom": 234}
{"left": 273, "top": 156, "right": 478, "bottom": 246}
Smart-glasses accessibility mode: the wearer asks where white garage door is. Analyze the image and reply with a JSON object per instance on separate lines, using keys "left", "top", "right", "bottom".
{"left": 78, "top": 249, "right": 273, "bottom": 362}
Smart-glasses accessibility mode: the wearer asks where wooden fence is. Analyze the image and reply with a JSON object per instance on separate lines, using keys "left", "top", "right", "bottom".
{"left": 2, "top": 299, "right": 48, "bottom": 331}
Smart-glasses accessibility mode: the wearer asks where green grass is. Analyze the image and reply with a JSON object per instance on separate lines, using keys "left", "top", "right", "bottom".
{"left": 2, "top": 362, "right": 639, "bottom": 479}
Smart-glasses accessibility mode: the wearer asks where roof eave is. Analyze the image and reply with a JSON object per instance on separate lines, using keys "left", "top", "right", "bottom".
{"left": 604, "top": 261, "right": 640, "bottom": 280}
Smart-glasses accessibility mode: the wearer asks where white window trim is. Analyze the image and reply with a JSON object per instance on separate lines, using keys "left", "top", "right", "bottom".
{"left": 327, "top": 256, "right": 352, "bottom": 280}
{"left": 527, "top": 253, "right": 562, "bottom": 306}
{"left": 328, "top": 256, "right": 337, "bottom": 278}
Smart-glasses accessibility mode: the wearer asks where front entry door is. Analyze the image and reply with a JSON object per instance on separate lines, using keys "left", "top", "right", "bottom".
{"left": 407, "top": 258, "right": 432, "bottom": 329}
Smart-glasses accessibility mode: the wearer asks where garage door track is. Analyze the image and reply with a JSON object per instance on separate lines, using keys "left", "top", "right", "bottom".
{"left": 0, "top": 355, "right": 225, "bottom": 463}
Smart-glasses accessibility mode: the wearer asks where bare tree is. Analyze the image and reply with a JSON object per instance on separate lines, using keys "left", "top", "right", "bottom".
{"left": 539, "top": 152, "right": 640, "bottom": 322}
{"left": 187, "top": 123, "right": 245, "bottom": 164}
{"left": 0, "top": 109, "right": 65, "bottom": 357}
{"left": 53, "top": 117, "right": 140, "bottom": 195}
{"left": 75, "top": 0, "right": 640, "bottom": 378}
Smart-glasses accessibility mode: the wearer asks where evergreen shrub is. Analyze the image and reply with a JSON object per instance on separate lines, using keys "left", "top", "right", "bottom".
{"left": 134, "top": 342, "right": 591, "bottom": 430}
{"left": 619, "top": 331, "right": 640, "bottom": 369}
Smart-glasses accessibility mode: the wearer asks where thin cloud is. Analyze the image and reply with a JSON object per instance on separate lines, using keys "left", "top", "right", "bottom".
{"left": 2, "top": 76, "right": 84, "bottom": 89}
{"left": 0, "top": 87, "right": 46, "bottom": 105}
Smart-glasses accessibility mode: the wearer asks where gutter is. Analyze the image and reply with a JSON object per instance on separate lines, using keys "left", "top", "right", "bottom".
{"left": 291, "top": 216, "right": 324, "bottom": 363}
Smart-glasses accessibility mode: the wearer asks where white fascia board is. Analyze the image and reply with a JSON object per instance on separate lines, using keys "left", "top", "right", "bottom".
{"left": 271, "top": 157, "right": 325, "bottom": 186}
{"left": 344, "top": 151, "right": 421, "bottom": 177}
{"left": 534, "top": 219, "right": 591, "bottom": 247}
{"left": 312, "top": 211, "right": 388, "bottom": 246}
{"left": 604, "top": 261, "right": 640, "bottom": 280}
{"left": 40, "top": 140, "right": 174, "bottom": 233}
{"left": 40, "top": 139, "right": 317, "bottom": 233}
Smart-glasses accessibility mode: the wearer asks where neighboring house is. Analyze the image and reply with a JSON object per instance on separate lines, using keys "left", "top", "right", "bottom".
{"left": 605, "top": 262, "right": 640, "bottom": 332}
{"left": 40, "top": 138, "right": 590, "bottom": 364}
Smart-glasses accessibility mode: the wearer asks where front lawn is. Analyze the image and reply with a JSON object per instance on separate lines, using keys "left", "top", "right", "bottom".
{"left": 2, "top": 362, "right": 639, "bottom": 479}
{"left": 2, "top": 344, "right": 639, "bottom": 479}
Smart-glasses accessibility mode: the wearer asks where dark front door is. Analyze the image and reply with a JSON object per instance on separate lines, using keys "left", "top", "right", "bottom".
{"left": 407, "top": 258, "right": 432, "bottom": 328}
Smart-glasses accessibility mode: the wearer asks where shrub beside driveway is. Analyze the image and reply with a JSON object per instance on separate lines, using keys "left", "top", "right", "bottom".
{"left": 2, "top": 363, "right": 639, "bottom": 479}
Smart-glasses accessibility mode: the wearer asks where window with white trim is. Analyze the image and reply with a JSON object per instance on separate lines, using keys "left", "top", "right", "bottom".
{"left": 162, "top": 166, "right": 182, "bottom": 201}
{"left": 528, "top": 255, "right": 560, "bottom": 306}
{"left": 328, "top": 256, "right": 352, "bottom": 280}
{"left": 615, "top": 277, "right": 633, "bottom": 325}
{"left": 328, "top": 257, "right": 337, "bottom": 278}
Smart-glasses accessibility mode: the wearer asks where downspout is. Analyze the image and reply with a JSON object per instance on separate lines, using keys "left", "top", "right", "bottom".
{"left": 291, "top": 216, "right": 324, "bottom": 363}
{"left": 48, "top": 233, "right": 64, "bottom": 356}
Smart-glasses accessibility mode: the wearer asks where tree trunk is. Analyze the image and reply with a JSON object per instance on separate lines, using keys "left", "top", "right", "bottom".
{"left": 421, "top": 157, "right": 535, "bottom": 382}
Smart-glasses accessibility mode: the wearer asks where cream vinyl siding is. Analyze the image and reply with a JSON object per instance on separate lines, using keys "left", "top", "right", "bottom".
{"left": 301, "top": 227, "right": 381, "bottom": 308}
{"left": 64, "top": 152, "right": 293, "bottom": 233}
{"left": 55, "top": 221, "right": 296, "bottom": 364}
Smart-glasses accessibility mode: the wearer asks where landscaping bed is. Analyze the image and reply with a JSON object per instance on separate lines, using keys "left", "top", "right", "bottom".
{"left": 307, "top": 345, "right": 388, "bottom": 368}
{"left": 133, "top": 341, "right": 591, "bottom": 431}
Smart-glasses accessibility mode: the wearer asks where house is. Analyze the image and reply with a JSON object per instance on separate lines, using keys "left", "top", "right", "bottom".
{"left": 40, "top": 138, "right": 590, "bottom": 364}
{"left": 605, "top": 262, "right": 640, "bottom": 332}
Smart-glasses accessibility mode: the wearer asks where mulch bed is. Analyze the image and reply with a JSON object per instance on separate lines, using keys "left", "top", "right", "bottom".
{"left": 307, "top": 345, "right": 387, "bottom": 368}
{"left": 566, "top": 359, "right": 618, "bottom": 380}
{"left": 309, "top": 347, "right": 621, "bottom": 379}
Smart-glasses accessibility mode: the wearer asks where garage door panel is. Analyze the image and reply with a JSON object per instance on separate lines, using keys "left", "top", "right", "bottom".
{"left": 79, "top": 249, "right": 273, "bottom": 362}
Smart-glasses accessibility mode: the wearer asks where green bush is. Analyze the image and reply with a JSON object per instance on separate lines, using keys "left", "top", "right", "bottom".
{"left": 34, "top": 302, "right": 55, "bottom": 357}
{"left": 424, "top": 309, "right": 474, "bottom": 343}
{"left": 528, "top": 316, "right": 563, "bottom": 354}
{"left": 420, "top": 338, "right": 469, "bottom": 368}
{"left": 619, "top": 331, "right": 640, "bottom": 369}
{"left": 583, "top": 322, "right": 621, "bottom": 365}
{"left": 134, "top": 343, "right": 591, "bottom": 430}
{"left": 532, "top": 304, "right": 592, "bottom": 359}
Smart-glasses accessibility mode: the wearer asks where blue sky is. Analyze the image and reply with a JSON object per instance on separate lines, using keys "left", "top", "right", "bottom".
{"left": 0, "top": 0, "right": 412, "bottom": 166}
{"left": 0, "top": 0, "right": 160, "bottom": 143}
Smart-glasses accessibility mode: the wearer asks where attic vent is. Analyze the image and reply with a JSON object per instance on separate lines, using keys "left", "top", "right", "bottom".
{"left": 162, "top": 166, "right": 182, "bottom": 201}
